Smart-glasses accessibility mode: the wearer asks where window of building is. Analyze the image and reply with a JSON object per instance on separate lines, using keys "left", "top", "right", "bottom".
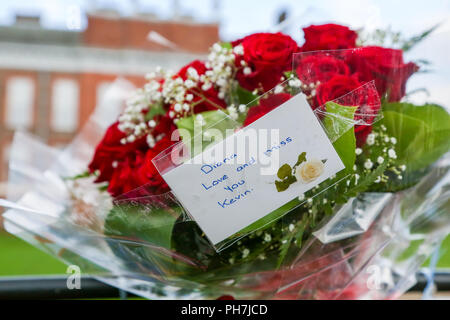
{"left": 51, "top": 79, "right": 79, "bottom": 132}
{"left": 5, "top": 76, "right": 34, "bottom": 129}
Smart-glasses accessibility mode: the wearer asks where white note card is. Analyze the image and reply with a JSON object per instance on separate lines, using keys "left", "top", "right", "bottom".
{"left": 162, "top": 93, "right": 345, "bottom": 244}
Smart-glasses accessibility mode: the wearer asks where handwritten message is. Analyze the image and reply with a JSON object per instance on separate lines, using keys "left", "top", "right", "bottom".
{"left": 161, "top": 93, "right": 345, "bottom": 245}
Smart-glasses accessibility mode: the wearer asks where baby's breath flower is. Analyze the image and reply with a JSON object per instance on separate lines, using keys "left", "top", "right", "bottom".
{"left": 146, "top": 134, "right": 155, "bottom": 148}
{"left": 187, "top": 67, "right": 199, "bottom": 79}
{"left": 184, "top": 79, "right": 195, "bottom": 88}
{"left": 364, "top": 159, "right": 374, "bottom": 169}
{"left": 388, "top": 149, "right": 397, "bottom": 159}
{"left": 201, "top": 82, "right": 212, "bottom": 91}
{"left": 212, "top": 43, "right": 221, "bottom": 52}
{"left": 227, "top": 105, "right": 236, "bottom": 113}
{"left": 274, "top": 84, "right": 284, "bottom": 94}
{"left": 233, "top": 44, "right": 244, "bottom": 55}
{"left": 288, "top": 78, "right": 302, "bottom": 88}
{"left": 229, "top": 112, "right": 238, "bottom": 120}
{"left": 366, "top": 133, "right": 376, "bottom": 145}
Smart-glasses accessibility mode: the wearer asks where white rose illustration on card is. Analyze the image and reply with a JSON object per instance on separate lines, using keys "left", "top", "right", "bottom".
{"left": 274, "top": 152, "right": 327, "bottom": 192}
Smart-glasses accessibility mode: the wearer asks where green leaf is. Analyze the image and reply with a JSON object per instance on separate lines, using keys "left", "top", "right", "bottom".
{"left": 145, "top": 102, "right": 166, "bottom": 121}
{"left": 277, "top": 231, "right": 295, "bottom": 268}
{"left": 347, "top": 161, "right": 388, "bottom": 197}
{"left": 323, "top": 102, "right": 358, "bottom": 172}
{"left": 220, "top": 42, "right": 232, "bottom": 50}
{"left": 284, "top": 71, "right": 295, "bottom": 79}
{"left": 275, "top": 162, "right": 297, "bottom": 192}
{"left": 98, "top": 185, "right": 108, "bottom": 192}
{"left": 235, "top": 85, "right": 258, "bottom": 107}
{"left": 65, "top": 171, "right": 91, "bottom": 180}
{"left": 322, "top": 102, "right": 358, "bottom": 141}
{"left": 275, "top": 180, "right": 287, "bottom": 192}
{"left": 381, "top": 103, "right": 450, "bottom": 172}
{"left": 402, "top": 23, "right": 440, "bottom": 52}
{"left": 293, "top": 152, "right": 307, "bottom": 169}
{"left": 104, "top": 204, "right": 182, "bottom": 249}
{"left": 275, "top": 176, "right": 297, "bottom": 192}
{"left": 277, "top": 164, "right": 292, "bottom": 180}
{"left": 383, "top": 102, "right": 450, "bottom": 131}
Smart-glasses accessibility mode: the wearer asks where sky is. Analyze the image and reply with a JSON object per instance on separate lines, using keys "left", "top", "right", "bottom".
{"left": 1, "top": 0, "right": 449, "bottom": 106}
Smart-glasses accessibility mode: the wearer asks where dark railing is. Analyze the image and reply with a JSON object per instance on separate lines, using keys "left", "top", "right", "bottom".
{"left": 0, "top": 271, "right": 449, "bottom": 299}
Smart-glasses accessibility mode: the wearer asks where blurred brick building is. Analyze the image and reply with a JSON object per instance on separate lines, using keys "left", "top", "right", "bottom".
{"left": 0, "top": 12, "right": 219, "bottom": 197}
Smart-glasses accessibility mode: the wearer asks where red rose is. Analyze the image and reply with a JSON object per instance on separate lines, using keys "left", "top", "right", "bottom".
{"left": 301, "top": 24, "right": 357, "bottom": 52}
{"left": 316, "top": 74, "right": 362, "bottom": 107}
{"left": 316, "top": 75, "right": 380, "bottom": 146}
{"left": 296, "top": 54, "right": 350, "bottom": 84}
{"left": 346, "top": 46, "right": 419, "bottom": 101}
{"left": 135, "top": 136, "right": 175, "bottom": 192}
{"left": 243, "top": 93, "right": 292, "bottom": 126}
{"left": 88, "top": 122, "right": 147, "bottom": 183}
{"left": 177, "top": 60, "right": 207, "bottom": 80}
{"left": 174, "top": 60, "right": 226, "bottom": 113}
{"left": 107, "top": 152, "right": 144, "bottom": 197}
{"left": 107, "top": 136, "right": 175, "bottom": 197}
{"left": 233, "top": 33, "right": 299, "bottom": 92}
{"left": 152, "top": 114, "right": 177, "bottom": 138}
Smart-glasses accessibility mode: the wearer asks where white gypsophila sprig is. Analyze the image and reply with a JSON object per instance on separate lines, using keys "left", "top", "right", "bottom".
{"left": 286, "top": 73, "right": 321, "bottom": 101}
{"left": 205, "top": 42, "right": 241, "bottom": 102}
{"left": 356, "top": 126, "right": 405, "bottom": 184}
{"left": 117, "top": 42, "right": 245, "bottom": 147}
{"left": 118, "top": 68, "right": 169, "bottom": 146}
{"left": 118, "top": 88, "right": 151, "bottom": 144}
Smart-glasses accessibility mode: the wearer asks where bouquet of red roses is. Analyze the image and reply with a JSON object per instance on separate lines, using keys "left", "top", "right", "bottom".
{"left": 2, "top": 24, "right": 449, "bottom": 300}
